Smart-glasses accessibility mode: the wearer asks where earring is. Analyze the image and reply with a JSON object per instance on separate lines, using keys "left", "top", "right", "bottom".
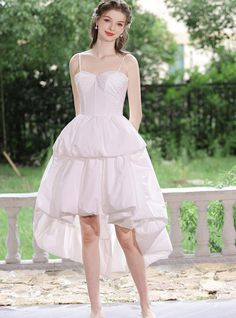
{"left": 120, "top": 33, "right": 123, "bottom": 37}
{"left": 95, "top": 25, "right": 98, "bottom": 29}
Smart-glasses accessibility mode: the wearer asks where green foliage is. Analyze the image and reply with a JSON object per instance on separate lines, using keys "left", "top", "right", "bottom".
{"left": 0, "top": 0, "right": 177, "bottom": 164}
{"left": 0, "top": 0, "right": 99, "bottom": 79}
{"left": 205, "top": 165, "right": 236, "bottom": 188}
{"left": 128, "top": 9, "right": 177, "bottom": 83}
{"left": 0, "top": 0, "right": 176, "bottom": 81}
{"left": 179, "top": 199, "right": 233, "bottom": 254}
{"left": 141, "top": 49, "right": 236, "bottom": 160}
{"left": 179, "top": 201, "right": 197, "bottom": 252}
{"left": 165, "top": 0, "right": 236, "bottom": 50}
{"left": 207, "top": 201, "right": 224, "bottom": 253}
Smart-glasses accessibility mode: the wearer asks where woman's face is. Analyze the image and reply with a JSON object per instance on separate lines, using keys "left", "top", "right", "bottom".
{"left": 96, "top": 9, "right": 126, "bottom": 41}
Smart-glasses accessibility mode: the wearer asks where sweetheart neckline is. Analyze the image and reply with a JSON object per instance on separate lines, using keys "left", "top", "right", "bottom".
{"left": 74, "top": 70, "right": 129, "bottom": 81}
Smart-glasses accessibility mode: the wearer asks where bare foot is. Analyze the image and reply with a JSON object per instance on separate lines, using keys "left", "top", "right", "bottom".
{"left": 90, "top": 314, "right": 104, "bottom": 318}
{"left": 141, "top": 308, "right": 156, "bottom": 318}
{"left": 90, "top": 308, "right": 104, "bottom": 318}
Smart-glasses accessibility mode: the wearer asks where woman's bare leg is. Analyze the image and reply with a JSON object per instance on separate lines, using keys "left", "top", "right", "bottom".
{"left": 80, "top": 215, "right": 103, "bottom": 317}
{"left": 115, "top": 224, "right": 155, "bottom": 317}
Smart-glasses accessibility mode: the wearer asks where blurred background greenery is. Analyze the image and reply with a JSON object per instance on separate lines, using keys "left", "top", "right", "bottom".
{"left": 1, "top": 0, "right": 235, "bottom": 166}
{"left": 0, "top": 0, "right": 235, "bottom": 259}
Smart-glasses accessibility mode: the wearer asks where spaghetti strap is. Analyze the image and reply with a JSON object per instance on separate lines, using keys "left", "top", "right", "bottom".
{"left": 78, "top": 53, "right": 82, "bottom": 72}
{"left": 117, "top": 53, "right": 128, "bottom": 71}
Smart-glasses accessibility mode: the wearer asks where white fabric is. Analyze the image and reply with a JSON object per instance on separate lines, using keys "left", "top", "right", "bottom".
{"left": 33, "top": 68, "right": 173, "bottom": 279}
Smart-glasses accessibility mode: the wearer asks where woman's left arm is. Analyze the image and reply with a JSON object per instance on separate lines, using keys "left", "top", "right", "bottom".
{"left": 126, "top": 54, "right": 143, "bottom": 132}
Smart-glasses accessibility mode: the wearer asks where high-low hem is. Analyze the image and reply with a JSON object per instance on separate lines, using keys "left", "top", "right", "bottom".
{"left": 33, "top": 147, "right": 173, "bottom": 279}
{"left": 33, "top": 207, "right": 173, "bottom": 279}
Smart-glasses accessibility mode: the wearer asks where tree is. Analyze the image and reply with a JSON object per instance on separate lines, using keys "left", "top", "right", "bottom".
{"left": 128, "top": 7, "right": 177, "bottom": 83}
{"left": 1, "top": 0, "right": 177, "bottom": 81}
{"left": 0, "top": 0, "right": 95, "bottom": 79}
{"left": 165, "top": 0, "right": 236, "bottom": 50}
{"left": 0, "top": 0, "right": 177, "bottom": 164}
{"left": 0, "top": 0, "right": 97, "bottom": 154}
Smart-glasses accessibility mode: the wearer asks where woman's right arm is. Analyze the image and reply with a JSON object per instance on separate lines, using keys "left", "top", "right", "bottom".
{"left": 69, "top": 53, "right": 81, "bottom": 116}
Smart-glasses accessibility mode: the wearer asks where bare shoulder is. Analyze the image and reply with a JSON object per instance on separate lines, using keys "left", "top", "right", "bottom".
{"left": 69, "top": 50, "right": 90, "bottom": 73}
{"left": 123, "top": 53, "right": 139, "bottom": 73}
{"left": 71, "top": 50, "right": 93, "bottom": 61}
{"left": 124, "top": 53, "right": 138, "bottom": 63}
{"left": 69, "top": 53, "right": 79, "bottom": 74}
{"left": 69, "top": 51, "right": 85, "bottom": 65}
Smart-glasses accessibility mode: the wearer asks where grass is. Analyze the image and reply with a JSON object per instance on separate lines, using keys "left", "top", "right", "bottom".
{"left": 0, "top": 147, "right": 236, "bottom": 260}
{"left": 1, "top": 149, "right": 236, "bottom": 193}
{"left": 149, "top": 148, "right": 236, "bottom": 188}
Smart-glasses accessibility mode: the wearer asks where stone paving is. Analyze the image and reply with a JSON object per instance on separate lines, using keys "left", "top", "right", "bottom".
{"left": 0, "top": 262, "right": 235, "bottom": 307}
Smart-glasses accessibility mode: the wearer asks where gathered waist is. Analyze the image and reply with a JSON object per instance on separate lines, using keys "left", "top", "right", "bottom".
{"left": 76, "top": 113, "right": 124, "bottom": 118}
{"left": 53, "top": 112, "right": 147, "bottom": 158}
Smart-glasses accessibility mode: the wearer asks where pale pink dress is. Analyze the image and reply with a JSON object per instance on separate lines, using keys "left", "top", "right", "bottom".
{"left": 33, "top": 53, "right": 173, "bottom": 279}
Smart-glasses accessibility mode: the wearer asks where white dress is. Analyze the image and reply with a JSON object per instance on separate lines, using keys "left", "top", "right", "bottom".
{"left": 33, "top": 53, "right": 173, "bottom": 279}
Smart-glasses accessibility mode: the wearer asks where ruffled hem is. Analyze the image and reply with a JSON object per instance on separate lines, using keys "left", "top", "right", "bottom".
{"left": 33, "top": 210, "right": 173, "bottom": 279}
{"left": 33, "top": 148, "right": 173, "bottom": 279}
{"left": 52, "top": 114, "right": 147, "bottom": 158}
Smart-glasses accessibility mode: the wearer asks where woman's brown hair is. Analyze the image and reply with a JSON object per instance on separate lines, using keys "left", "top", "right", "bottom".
{"left": 89, "top": 0, "right": 133, "bottom": 54}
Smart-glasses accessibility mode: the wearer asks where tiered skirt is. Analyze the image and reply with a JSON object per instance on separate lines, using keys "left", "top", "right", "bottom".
{"left": 33, "top": 114, "right": 173, "bottom": 279}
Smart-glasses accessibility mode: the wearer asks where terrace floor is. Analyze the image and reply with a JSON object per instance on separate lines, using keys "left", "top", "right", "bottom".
{"left": 1, "top": 299, "right": 236, "bottom": 318}
{"left": 0, "top": 262, "right": 236, "bottom": 317}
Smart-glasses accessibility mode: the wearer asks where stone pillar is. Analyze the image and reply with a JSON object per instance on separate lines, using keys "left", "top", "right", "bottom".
{"left": 168, "top": 201, "right": 184, "bottom": 258}
{"left": 195, "top": 200, "right": 210, "bottom": 256}
{"left": 5, "top": 207, "right": 21, "bottom": 263}
{"left": 222, "top": 200, "right": 236, "bottom": 255}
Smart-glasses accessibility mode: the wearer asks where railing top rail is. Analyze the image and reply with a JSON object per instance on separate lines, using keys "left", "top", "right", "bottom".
{"left": 0, "top": 192, "right": 37, "bottom": 199}
{"left": 0, "top": 192, "right": 37, "bottom": 207}
{"left": 0, "top": 187, "right": 236, "bottom": 207}
{"left": 161, "top": 186, "right": 236, "bottom": 193}
{"left": 162, "top": 186, "right": 236, "bottom": 202}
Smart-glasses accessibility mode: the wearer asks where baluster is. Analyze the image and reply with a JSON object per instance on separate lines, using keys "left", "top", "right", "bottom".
{"left": 222, "top": 200, "right": 236, "bottom": 255}
{"left": 168, "top": 201, "right": 184, "bottom": 257}
{"left": 4, "top": 207, "right": 21, "bottom": 263}
{"left": 195, "top": 200, "right": 210, "bottom": 256}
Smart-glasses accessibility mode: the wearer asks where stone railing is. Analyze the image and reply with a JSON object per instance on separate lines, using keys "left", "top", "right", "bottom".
{"left": 0, "top": 186, "right": 236, "bottom": 271}
{"left": 162, "top": 186, "right": 236, "bottom": 264}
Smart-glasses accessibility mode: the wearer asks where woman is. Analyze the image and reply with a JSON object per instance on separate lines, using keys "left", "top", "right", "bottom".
{"left": 33, "top": 1, "right": 173, "bottom": 317}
